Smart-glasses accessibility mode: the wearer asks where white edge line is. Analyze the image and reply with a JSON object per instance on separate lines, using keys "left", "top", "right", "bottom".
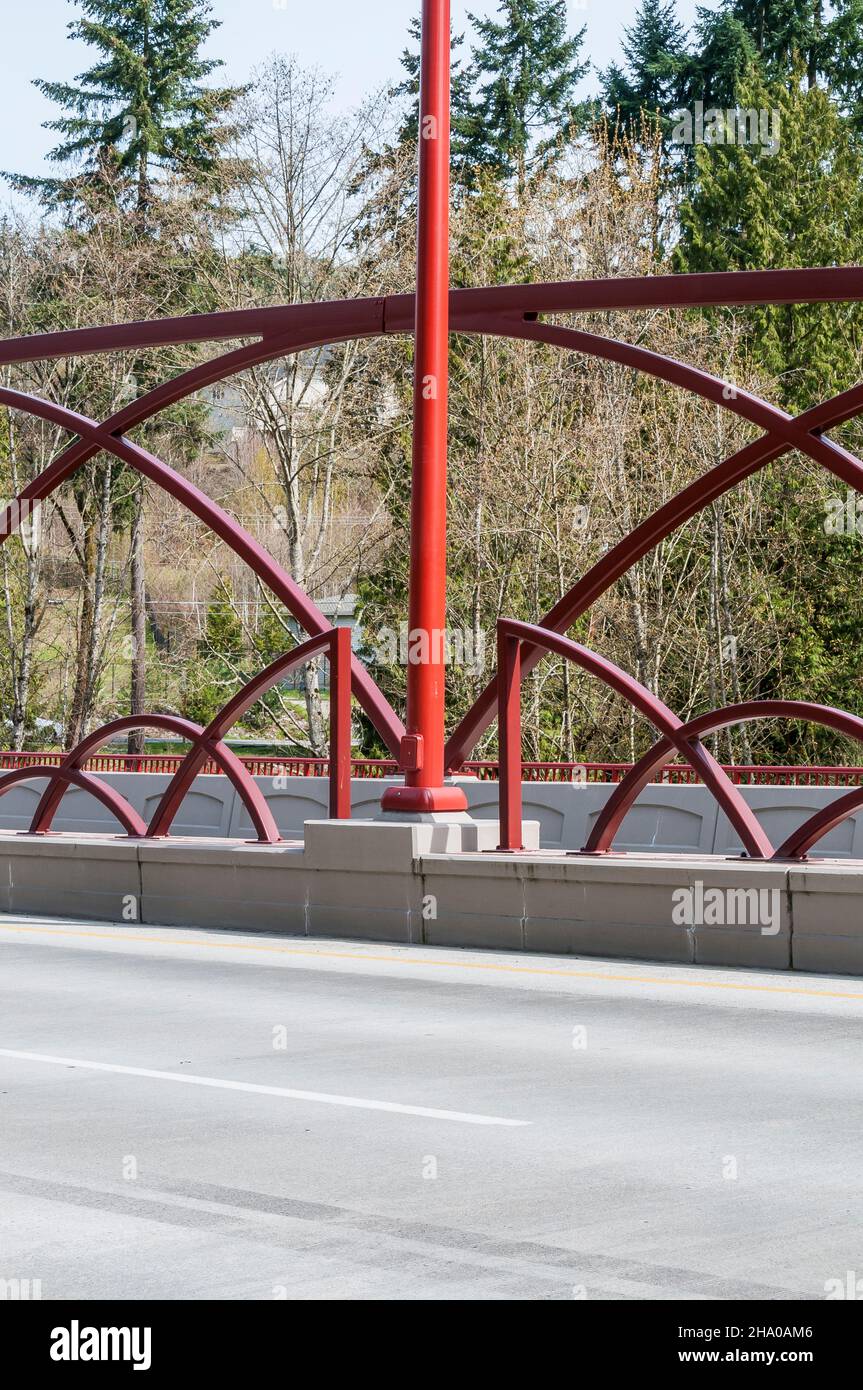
{"left": 0, "top": 1049, "right": 529, "bottom": 1128}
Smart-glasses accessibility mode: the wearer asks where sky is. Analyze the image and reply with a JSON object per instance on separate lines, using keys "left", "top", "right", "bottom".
{"left": 0, "top": 0, "right": 708, "bottom": 200}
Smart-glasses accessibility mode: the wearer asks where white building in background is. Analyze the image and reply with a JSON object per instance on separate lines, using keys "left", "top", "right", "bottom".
{"left": 282, "top": 593, "right": 359, "bottom": 693}
{"left": 205, "top": 360, "right": 330, "bottom": 444}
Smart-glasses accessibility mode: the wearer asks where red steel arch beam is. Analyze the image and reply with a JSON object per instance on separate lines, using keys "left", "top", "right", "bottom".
{"left": 414, "top": 265, "right": 863, "bottom": 334}
{"left": 0, "top": 765, "right": 146, "bottom": 837}
{"left": 445, "top": 334, "right": 863, "bottom": 768}
{"left": 585, "top": 701, "right": 863, "bottom": 857}
{"left": 147, "top": 631, "right": 345, "bottom": 837}
{"left": 497, "top": 620, "right": 772, "bottom": 858}
{"left": 0, "top": 302, "right": 396, "bottom": 531}
{"left": 479, "top": 317, "right": 863, "bottom": 490}
{"left": 775, "top": 787, "right": 863, "bottom": 859}
{"left": 27, "top": 714, "right": 281, "bottom": 842}
{"left": 1, "top": 267, "right": 862, "bottom": 370}
{"left": 0, "top": 384, "right": 403, "bottom": 757}
{"left": 0, "top": 297, "right": 387, "bottom": 367}
{"left": 0, "top": 332, "right": 368, "bottom": 545}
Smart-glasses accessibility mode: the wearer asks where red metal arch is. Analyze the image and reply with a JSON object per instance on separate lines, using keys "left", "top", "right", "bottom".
{"left": 4, "top": 266, "right": 863, "bottom": 781}
{"left": 585, "top": 700, "right": 863, "bottom": 860}
{"left": 0, "top": 764, "right": 146, "bottom": 836}
{"left": 4, "top": 268, "right": 863, "bottom": 372}
{"left": 445, "top": 325, "right": 863, "bottom": 769}
{"left": 776, "top": 787, "right": 863, "bottom": 859}
{"left": 0, "top": 383, "right": 403, "bottom": 757}
{"left": 3, "top": 265, "right": 863, "bottom": 840}
{"left": 146, "top": 629, "right": 352, "bottom": 836}
{"left": 27, "top": 715, "right": 281, "bottom": 842}
{"left": 496, "top": 619, "right": 772, "bottom": 857}
{"left": 489, "top": 317, "right": 863, "bottom": 490}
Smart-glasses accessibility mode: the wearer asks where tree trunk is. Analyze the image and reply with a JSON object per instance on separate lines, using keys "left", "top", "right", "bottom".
{"left": 66, "top": 521, "right": 98, "bottom": 750}
{"left": 303, "top": 659, "right": 326, "bottom": 755}
{"left": 11, "top": 560, "right": 39, "bottom": 750}
{"left": 66, "top": 466, "right": 112, "bottom": 750}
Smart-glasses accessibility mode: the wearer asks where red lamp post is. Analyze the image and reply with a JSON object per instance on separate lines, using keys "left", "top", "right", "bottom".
{"left": 382, "top": 0, "right": 467, "bottom": 814}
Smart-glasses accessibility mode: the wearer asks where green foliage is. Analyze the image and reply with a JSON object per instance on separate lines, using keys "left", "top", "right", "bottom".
{"left": 180, "top": 588, "right": 246, "bottom": 727}
{"left": 393, "top": 1, "right": 588, "bottom": 196}
{"left": 726, "top": 0, "right": 863, "bottom": 95}
{"left": 601, "top": 1, "right": 691, "bottom": 140}
{"left": 677, "top": 72, "right": 863, "bottom": 758}
{"left": 4, "top": 0, "right": 243, "bottom": 211}
{"left": 467, "top": 0, "right": 589, "bottom": 194}
{"left": 245, "top": 605, "right": 300, "bottom": 733}
{"left": 392, "top": 16, "right": 478, "bottom": 176}
{"left": 683, "top": 8, "right": 761, "bottom": 113}
{"left": 685, "top": 2, "right": 863, "bottom": 125}
{"left": 180, "top": 593, "right": 304, "bottom": 734}
{"left": 677, "top": 74, "right": 863, "bottom": 401}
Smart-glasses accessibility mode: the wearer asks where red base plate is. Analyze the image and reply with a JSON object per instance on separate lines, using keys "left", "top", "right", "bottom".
{"left": 380, "top": 784, "right": 469, "bottom": 813}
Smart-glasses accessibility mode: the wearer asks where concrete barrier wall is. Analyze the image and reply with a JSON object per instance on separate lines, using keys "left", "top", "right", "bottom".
{"left": 0, "top": 770, "right": 860, "bottom": 857}
{"left": 2, "top": 823, "right": 862, "bottom": 975}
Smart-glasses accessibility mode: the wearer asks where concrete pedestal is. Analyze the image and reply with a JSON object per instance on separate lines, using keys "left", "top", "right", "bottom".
{"left": 304, "top": 815, "right": 540, "bottom": 940}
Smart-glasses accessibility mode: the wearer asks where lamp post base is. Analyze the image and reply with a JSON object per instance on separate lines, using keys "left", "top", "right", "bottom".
{"left": 380, "top": 784, "right": 468, "bottom": 814}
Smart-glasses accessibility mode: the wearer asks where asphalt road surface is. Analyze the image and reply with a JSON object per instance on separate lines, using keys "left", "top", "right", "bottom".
{"left": 1, "top": 915, "right": 861, "bottom": 1301}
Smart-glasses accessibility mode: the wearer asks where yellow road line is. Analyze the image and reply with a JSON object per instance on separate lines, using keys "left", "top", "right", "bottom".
{"left": 1, "top": 920, "right": 861, "bottom": 1003}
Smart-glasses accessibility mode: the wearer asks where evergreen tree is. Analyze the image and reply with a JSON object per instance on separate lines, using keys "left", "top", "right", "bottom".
{"left": 690, "top": 2, "right": 863, "bottom": 124}
{"left": 467, "top": 0, "right": 588, "bottom": 198}
{"left": 392, "top": 15, "right": 478, "bottom": 178}
{"left": 601, "top": 1, "right": 690, "bottom": 141}
{"left": 725, "top": 0, "right": 831, "bottom": 86}
{"left": 829, "top": 0, "right": 863, "bottom": 127}
{"left": 4, "top": 0, "right": 243, "bottom": 213}
{"left": 683, "top": 7, "right": 760, "bottom": 113}
{"left": 182, "top": 588, "right": 247, "bottom": 728}
{"left": 677, "top": 74, "right": 863, "bottom": 400}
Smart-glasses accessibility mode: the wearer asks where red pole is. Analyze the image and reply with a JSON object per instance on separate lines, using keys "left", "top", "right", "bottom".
{"left": 382, "top": 0, "right": 467, "bottom": 814}
{"left": 330, "top": 625, "right": 352, "bottom": 819}
{"left": 497, "top": 625, "right": 524, "bottom": 850}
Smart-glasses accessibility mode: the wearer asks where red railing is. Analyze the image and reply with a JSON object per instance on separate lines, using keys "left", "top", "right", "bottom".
{"left": 1, "top": 748, "right": 861, "bottom": 787}
{"left": 2, "top": 266, "right": 863, "bottom": 849}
